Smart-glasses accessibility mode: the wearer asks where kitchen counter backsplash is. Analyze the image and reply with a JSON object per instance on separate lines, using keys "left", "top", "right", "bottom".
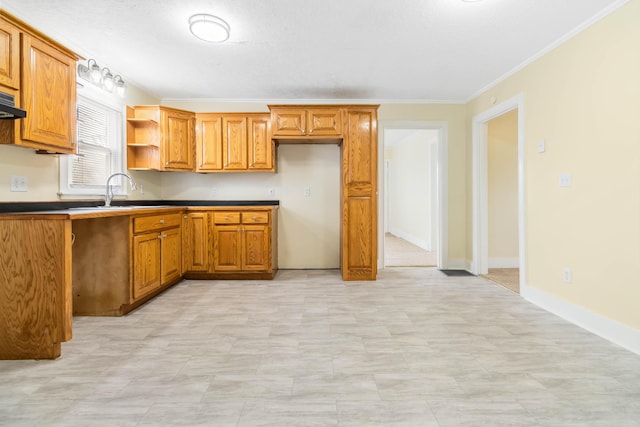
{"left": 0, "top": 200, "right": 279, "bottom": 214}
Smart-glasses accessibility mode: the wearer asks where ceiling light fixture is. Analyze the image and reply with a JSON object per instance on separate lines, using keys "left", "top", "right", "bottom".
{"left": 77, "top": 59, "right": 126, "bottom": 98}
{"left": 102, "top": 68, "right": 114, "bottom": 92}
{"left": 189, "top": 13, "right": 230, "bottom": 43}
{"left": 114, "top": 75, "right": 126, "bottom": 98}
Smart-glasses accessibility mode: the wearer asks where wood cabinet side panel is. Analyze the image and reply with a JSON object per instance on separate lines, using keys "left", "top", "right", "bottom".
{"left": 72, "top": 217, "right": 130, "bottom": 316}
{"left": 0, "top": 219, "right": 71, "bottom": 359}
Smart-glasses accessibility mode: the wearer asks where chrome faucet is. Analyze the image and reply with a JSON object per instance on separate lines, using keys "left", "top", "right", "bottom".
{"left": 105, "top": 173, "right": 137, "bottom": 207}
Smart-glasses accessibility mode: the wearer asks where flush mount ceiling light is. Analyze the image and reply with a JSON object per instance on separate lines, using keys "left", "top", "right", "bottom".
{"left": 189, "top": 13, "right": 230, "bottom": 43}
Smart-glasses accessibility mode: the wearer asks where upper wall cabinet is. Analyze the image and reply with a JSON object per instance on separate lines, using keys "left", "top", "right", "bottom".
{"left": 195, "top": 112, "right": 274, "bottom": 173}
{"left": 127, "top": 106, "right": 195, "bottom": 171}
{"left": 0, "top": 12, "right": 79, "bottom": 154}
{"left": 0, "top": 18, "right": 20, "bottom": 89}
{"left": 270, "top": 106, "right": 343, "bottom": 141}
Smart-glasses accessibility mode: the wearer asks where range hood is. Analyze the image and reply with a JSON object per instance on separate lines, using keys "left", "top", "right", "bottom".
{"left": 0, "top": 91, "right": 27, "bottom": 119}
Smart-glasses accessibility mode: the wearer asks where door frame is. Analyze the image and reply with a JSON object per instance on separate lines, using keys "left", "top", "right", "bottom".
{"left": 378, "top": 121, "right": 448, "bottom": 269}
{"left": 471, "top": 94, "right": 527, "bottom": 294}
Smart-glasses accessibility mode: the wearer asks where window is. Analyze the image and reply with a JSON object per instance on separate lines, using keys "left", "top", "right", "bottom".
{"left": 59, "top": 88, "right": 125, "bottom": 198}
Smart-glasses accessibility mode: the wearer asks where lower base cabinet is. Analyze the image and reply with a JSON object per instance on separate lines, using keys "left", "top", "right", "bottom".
{"left": 71, "top": 207, "right": 275, "bottom": 318}
{"left": 132, "top": 213, "right": 182, "bottom": 300}
{"left": 184, "top": 207, "right": 277, "bottom": 279}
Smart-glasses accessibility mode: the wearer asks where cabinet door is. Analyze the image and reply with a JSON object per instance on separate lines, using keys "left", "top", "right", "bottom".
{"left": 183, "top": 213, "right": 210, "bottom": 272}
{"left": 196, "top": 114, "right": 223, "bottom": 171}
{"left": 247, "top": 114, "right": 273, "bottom": 171}
{"left": 213, "top": 225, "right": 242, "bottom": 271}
{"left": 342, "top": 108, "right": 377, "bottom": 281}
{"left": 222, "top": 116, "right": 247, "bottom": 170}
{"left": 133, "top": 233, "right": 161, "bottom": 300}
{"left": 160, "top": 227, "right": 182, "bottom": 284}
{"left": 242, "top": 224, "right": 270, "bottom": 271}
{"left": 163, "top": 110, "right": 194, "bottom": 171}
{"left": 307, "top": 108, "right": 342, "bottom": 136}
{"left": 271, "top": 108, "right": 306, "bottom": 136}
{"left": 0, "top": 19, "right": 20, "bottom": 89}
{"left": 21, "top": 34, "right": 76, "bottom": 153}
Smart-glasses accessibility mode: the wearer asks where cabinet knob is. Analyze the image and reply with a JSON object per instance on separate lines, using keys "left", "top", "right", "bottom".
{"left": 183, "top": 215, "right": 188, "bottom": 219}
{"left": 224, "top": 216, "right": 229, "bottom": 220}
{"left": 159, "top": 219, "right": 165, "bottom": 224}
{"left": 252, "top": 216, "right": 257, "bottom": 221}
{"left": 165, "top": 162, "right": 169, "bottom": 166}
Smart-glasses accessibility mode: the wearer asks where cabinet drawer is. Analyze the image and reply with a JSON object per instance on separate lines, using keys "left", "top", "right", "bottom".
{"left": 241, "top": 211, "right": 269, "bottom": 224}
{"left": 213, "top": 212, "right": 240, "bottom": 224}
{"left": 134, "top": 213, "right": 182, "bottom": 233}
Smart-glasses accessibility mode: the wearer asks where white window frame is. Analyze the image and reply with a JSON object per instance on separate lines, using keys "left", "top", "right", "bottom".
{"left": 59, "top": 82, "right": 127, "bottom": 199}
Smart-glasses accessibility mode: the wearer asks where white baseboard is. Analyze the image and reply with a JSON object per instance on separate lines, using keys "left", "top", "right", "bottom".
{"left": 488, "top": 257, "right": 519, "bottom": 268}
{"left": 523, "top": 283, "right": 640, "bottom": 356}
{"left": 388, "top": 228, "right": 431, "bottom": 252}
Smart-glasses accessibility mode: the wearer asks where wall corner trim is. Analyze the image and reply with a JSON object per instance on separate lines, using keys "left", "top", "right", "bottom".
{"left": 522, "top": 284, "right": 640, "bottom": 356}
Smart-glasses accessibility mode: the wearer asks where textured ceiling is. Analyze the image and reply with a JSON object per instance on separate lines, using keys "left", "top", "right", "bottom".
{"left": 1, "top": 0, "right": 626, "bottom": 101}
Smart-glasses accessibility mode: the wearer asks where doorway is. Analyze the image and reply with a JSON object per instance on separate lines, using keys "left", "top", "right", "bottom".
{"left": 483, "top": 109, "right": 520, "bottom": 293}
{"left": 379, "top": 122, "right": 448, "bottom": 270}
{"left": 472, "top": 95, "right": 526, "bottom": 296}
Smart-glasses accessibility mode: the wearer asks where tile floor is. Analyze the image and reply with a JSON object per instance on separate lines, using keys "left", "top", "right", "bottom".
{"left": 1, "top": 268, "right": 640, "bottom": 426}
{"left": 384, "top": 234, "right": 436, "bottom": 267}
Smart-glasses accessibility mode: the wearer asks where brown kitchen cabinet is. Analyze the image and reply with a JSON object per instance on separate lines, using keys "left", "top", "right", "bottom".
{"left": 0, "top": 11, "right": 78, "bottom": 154}
{"left": 195, "top": 113, "right": 274, "bottom": 172}
{"left": 132, "top": 212, "right": 182, "bottom": 300}
{"left": 183, "top": 207, "right": 277, "bottom": 279}
{"left": 195, "top": 114, "right": 224, "bottom": 171}
{"left": 270, "top": 106, "right": 342, "bottom": 139}
{"left": 212, "top": 211, "right": 271, "bottom": 272}
{"left": 127, "top": 106, "right": 195, "bottom": 171}
{"left": 341, "top": 107, "right": 378, "bottom": 280}
{"left": 0, "top": 18, "right": 20, "bottom": 89}
{"left": 0, "top": 217, "right": 72, "bottom": 359}
{"left": 182, "top": 212, "right": 210, "bottom": 272}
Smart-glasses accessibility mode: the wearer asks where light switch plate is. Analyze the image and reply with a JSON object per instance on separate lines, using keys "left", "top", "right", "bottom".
{"left": 10, "top": 175, "right": 28, "bottom": 192}
{"left": 537, "top": 139, "right": 545, "bottom": 153}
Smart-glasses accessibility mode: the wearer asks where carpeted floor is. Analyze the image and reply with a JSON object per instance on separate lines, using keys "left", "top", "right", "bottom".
{"left": 384, "top": 233, "right": 436, "bottom": 267}
{"left": 483, "top": 268, "right": 520, "bottom": 294}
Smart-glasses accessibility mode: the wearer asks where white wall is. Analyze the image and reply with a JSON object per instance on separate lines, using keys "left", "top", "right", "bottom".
{"left": 487, "top": 109, "right": 519, "bottom": 267}
{"left": 385, "top": 129, "right": 436, "bottom": 251}
{"left": 159, "top": 144, "right": 341, "bottom": 269}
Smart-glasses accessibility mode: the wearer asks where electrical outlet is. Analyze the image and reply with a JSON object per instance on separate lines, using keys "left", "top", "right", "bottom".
{"left": 10, "top": 175, "right": 28, "bottom": 192}
{"left": 304, "top": 186, "right": 311, "bottom": 197}
{"left": 267, "top": 187, "right": 274, "bottom": 196}
{"left": 559, "top": 173, "right": 572, "bottom": 187}
{"left": 563, "top": 268, "right": 572, "bottom": 283}
{"left": 139, "top": 184, "right": 145, "bottom": 195}
{"left": 537, "top": 139, "right": 545, "bottom": 153}
{"left": 211, "top": 187, "right": 219, "bottom": 196}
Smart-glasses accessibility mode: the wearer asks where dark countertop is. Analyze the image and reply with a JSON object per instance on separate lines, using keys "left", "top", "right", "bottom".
{"left": 0, "top": 200, "right": 279, "bottom": 214}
